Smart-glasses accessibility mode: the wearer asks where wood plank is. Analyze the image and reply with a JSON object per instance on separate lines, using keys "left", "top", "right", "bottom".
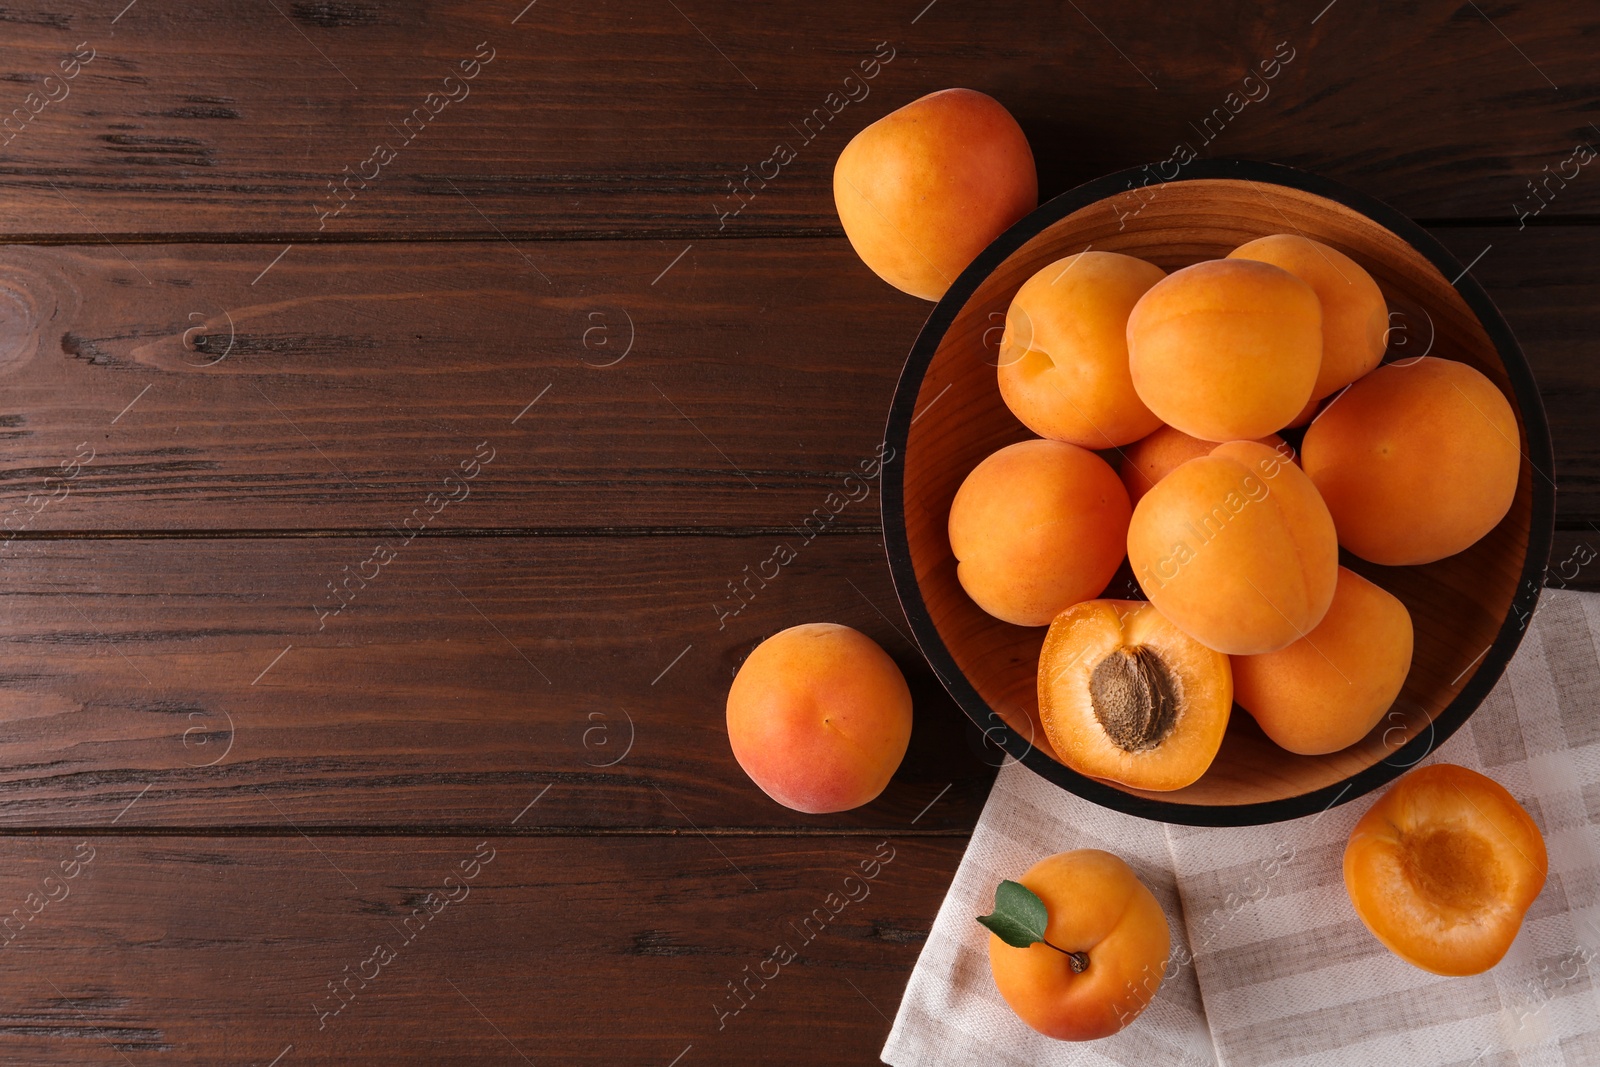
{"left": 0, "top": 230, "right": 1594, "bottom": 531}
{"left": 0, "top": 526, "right": 1589, "bottom": 832}
{"left": 0, "top": 1, "right": 1597, "bottom": 238}
{"left": 0, "top": 833, "right": 961, "bottom": 1065}
{"left": 0, "top": 532, "right": 997, "bottom": 829}
{"left": 0, "top": 238, "right": 924, "bottom": 530}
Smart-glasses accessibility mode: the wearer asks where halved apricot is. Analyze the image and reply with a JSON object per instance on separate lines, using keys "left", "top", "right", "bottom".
{"left": 1344, "top": 764, "right": 1547, "bottom": 976}
{"left": 1038, "top": 599, "right": 1232, "bottom": 791}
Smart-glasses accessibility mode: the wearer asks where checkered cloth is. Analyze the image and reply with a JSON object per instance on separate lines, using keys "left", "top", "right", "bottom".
{"left": 883, "top": 589, "right": 1600, "bottom": 1066}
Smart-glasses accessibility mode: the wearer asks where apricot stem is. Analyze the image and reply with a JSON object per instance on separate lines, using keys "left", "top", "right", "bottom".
{"left": 1042, "top": 940, "right": 1090, "bottom": 973}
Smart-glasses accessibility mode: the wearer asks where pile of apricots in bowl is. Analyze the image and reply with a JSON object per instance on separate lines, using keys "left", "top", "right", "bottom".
{"left": 721, "top": 85, "right": 1550, "bottom": 1042}
{"left": 957, "top": 235, "right": 1520, "bottom": 793}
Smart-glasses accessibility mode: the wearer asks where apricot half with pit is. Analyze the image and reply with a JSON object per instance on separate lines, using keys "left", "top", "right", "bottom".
{"left": 997, "top": 251, "right": 1166, "bottom": 449}
{"left": 1038, "top": 599, "right": 1232, "bottom": 791}
{"left": 1344, "top": 763, "right": 1547, "bottom": 976}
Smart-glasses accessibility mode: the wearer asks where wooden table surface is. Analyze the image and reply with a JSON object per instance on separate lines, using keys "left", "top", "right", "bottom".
{"left": 0, "top": 2, "right": 1597, "bottom": 1063}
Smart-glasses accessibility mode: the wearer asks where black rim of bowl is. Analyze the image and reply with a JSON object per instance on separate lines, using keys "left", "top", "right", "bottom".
{"left": 880, "top": 158, "right": 1556, "bottom": 827}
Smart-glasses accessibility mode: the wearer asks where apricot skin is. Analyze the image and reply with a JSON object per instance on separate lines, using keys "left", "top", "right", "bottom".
{"left": 988, "top": 849, "right": 1171, "bottom": 1041}
{"left": 1126, "top": 259, "right": 1322, "bottom": 441}
{"left": 1233, "top": 566, "right": 1414, "bottom": 755}
{"left": 998, "top": 252, "right": 1166, "bottom": 449}
{"left": 1127, "top": 440, "right": 1338, "bottom": 655}
{"left": 834, "top": 88, "right": 1037, "bottom": 301}
{"left": 1302, "top": 356, "right": 1521, "bottom": 566}
{"left": 1119, "top": 425, "right": 1290, "bottom": 507}
{"left": 725, "top": 623, "right": 912, "bottom": 814}
{"left": 1344, "top": 764, "right": 1547, "bottom": 976}
{"left": 949, "top": 439, "right": 1131, "bottom": 627}
{"left": 1038, "top": 599, "right": 1232, "bottom": 791}
{"left": 1229, "top": 234, "right": 1388, "bottom": 401}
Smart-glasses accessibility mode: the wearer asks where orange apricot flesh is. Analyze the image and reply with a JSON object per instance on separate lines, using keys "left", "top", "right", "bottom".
{"left": 997, "top": 251, "right": 1166, "bottom": 449}
{"left": 1344, "top": 764, "right": 1547, "bottom": 976}
{"left": 725, "top": 623, "right": 912, "bottom": 813}
{"left": 1038, "top": 599, "right": 1232, "bottom": 791}
{"left": 988, "top": 849, "right": 1171, "bottom": 1041}
{"left": 1233, "top": 566, "right": 1414, "bottom": 755}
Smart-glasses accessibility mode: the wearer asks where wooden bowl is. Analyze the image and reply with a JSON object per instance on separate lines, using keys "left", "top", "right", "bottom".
{"left": 882, "top": 160, "right": 1554, "bottom": 826}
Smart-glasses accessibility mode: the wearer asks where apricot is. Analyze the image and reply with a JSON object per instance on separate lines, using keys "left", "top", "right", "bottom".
{"left": 725, "top": 623, "right": 912, "bottom": 813}
{"left": 1118, "top": 425, "right": 1290, "bottom": 506}
{"left": 1345, "top": 764, "right": 1547, "bottom": 976}
{"left": 1229, "top": 234, "right": 1388, "bottom": 400}
{"left": 1127, "top": 440, "right": 1338, "bottom": 655}
{"left": 997, "top": 252, "right": 1166, "bottom": 449}
{"left": 833, "top": 89, "right": 1035, "bottom": 301}
{"left": 1233, "top": 567, "right": 1414, "bottom": 755}
{"left": 1302, "top": 356, "right": 1520, "bottom": 565}
{"left": 948, "top": 439, "right": 1131, "bottom": 627}
{"left": 1126, "top": 258, "right": 1322, "bottom": 441}
{"left": 1038, "top": 600, "right": 1232, "bottom": 790}
{"left": 987, "top": 850, "right": 1171, "bottom": 1041}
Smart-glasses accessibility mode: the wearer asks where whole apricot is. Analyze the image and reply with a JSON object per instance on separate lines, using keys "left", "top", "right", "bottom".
{"left": 725, "top": 623, "right": 912, "bottom": 813}
{"left": 1233, "top": 566, "right": 1414, "bottom": 755}
{"left": 1345, "top": 764, "right": 1547, "bottom": 976}
{"left": 1118, "top": 424, "right": 1291, "bottom": 506}
{"left": 1302, "top": 356, "right": 1520, "bottom": 565}
{"left": 1229, "top": 234, "right": 1388, "bottom": 400}
{"left": 1127, "top": 440, "right": 1338, "bottom": 655}
{"left": 834, "top": 88, "right": 1037, "bottom": 301}
{"left": 1038, "top": 600, "right": 1232, "bottom": 791}
{"left": 997, "top": 252, "right": 1166, "bottom": 449}
{"left": 949, "top": 439, "right": 1131, "bottom": 627}
{"left": 987, "top": 850, "right": 1171, "bottom": 1041}
{"left": 1126, "top": 258, "right": 1322, "bottom": 441}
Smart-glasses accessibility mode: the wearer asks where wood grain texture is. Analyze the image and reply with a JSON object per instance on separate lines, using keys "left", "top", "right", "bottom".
{"left": 0, "top": 834, "right": 961, "bottom": 1065}
{"left": 0, "top": 1, "right": 1596, "bottom": 238}
{"left": 0, "top": 3, "right": 1590, "bottom": 1063}
{"left": 0, "top": 532, "right": 995, "bottom": 829}
{"left": 0, "top": 231, "right": 1594, "bottom": 531}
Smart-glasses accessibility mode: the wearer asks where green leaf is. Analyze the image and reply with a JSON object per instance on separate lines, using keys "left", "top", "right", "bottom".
{"left": 976, "top": 879, "right": 1050, "bottom": 949}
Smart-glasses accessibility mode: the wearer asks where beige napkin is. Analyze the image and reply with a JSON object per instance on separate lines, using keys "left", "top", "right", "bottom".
{"left": 883, "top": 588, "right": 1600, "bottom": 1067}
